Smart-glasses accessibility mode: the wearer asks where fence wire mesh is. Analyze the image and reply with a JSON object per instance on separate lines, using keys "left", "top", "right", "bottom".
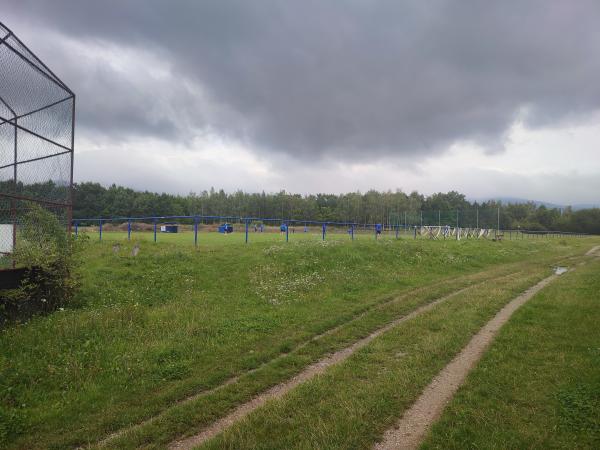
{"left": 0, "top": 22, "right": 74, "bottom": 266}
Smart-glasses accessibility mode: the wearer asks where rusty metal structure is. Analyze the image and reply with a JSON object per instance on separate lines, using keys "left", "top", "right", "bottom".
{"left": 0, "top": 21, "right": 74, "bottom": 263}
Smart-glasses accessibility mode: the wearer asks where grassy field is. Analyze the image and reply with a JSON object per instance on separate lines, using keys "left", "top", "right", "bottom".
{"left": 199, "top": 265, "right": 549, "bottom": 449}
{"left": 0, "top": 233, "right": 597, "bottom": 449}
{"left": 421, "top": 257, "right": 600, "bottom": 449}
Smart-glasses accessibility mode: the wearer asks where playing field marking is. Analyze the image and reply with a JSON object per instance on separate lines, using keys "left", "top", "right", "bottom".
{"left": 167, "top": 273, "right": 521, "bottom": 450}
{"left": 372, "top": 272, "right": 564, "bottom": 450}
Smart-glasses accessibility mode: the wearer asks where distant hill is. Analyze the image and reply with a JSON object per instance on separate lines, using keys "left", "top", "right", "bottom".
{"left": 468, "top": 197, "right": 599, "bottom": 211}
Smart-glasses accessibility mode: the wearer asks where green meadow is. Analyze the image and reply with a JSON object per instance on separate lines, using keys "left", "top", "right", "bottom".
{"left": 0, "top": 232, "right": 597, "bottom": 449}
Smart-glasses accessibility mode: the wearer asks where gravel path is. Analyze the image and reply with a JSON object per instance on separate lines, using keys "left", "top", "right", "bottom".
{"left": 373, "top": 272, "right": 562, "bottom": 450}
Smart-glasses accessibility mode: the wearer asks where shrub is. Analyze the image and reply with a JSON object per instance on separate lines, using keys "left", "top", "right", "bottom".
{"left": 1, "top": 204, "right": 84, "bottom": 323}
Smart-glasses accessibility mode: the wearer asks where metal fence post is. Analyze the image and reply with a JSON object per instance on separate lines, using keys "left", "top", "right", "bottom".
{"left": 74, "top": 222, "right": 78, "bottom": 237}
{"left": 127, "top": 220, "right": 131, "bottom": 241}
{"left": 322, "top": 223, "right": 326, "bottom": 241}
{"left": 351, "top": 224, "right": 354, "bottom": 241}
{"left": 194, "top": 217, "right": 198, "bottom": 247}
{"left": 286, "top": 224, "right": 289, "bottom": 242}
{"left": 456, "top": 210, "right": 459, "bottom": 240}
{"left": 153, "top": 220, "right": 157, "bottom": 243}
{"left": 497, "top": 207, "right": 500, "bottom": 238}
{"left": 245, "top": 219, "right": 249, "bottom": 244}
{"left": 99, "top": 219, "right": 102, "bottom": 241}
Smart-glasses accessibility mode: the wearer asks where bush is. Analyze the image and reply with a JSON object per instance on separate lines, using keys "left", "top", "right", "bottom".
{"left": 0, "top": 205, "right": 84, "bottom": 324}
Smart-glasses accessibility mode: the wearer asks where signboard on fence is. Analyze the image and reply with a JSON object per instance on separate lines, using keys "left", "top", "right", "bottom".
{"left": 0, "top": 224, "right": 14, "bottom": 253}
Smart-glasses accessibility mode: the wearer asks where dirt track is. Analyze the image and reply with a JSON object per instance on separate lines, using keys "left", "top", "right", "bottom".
{"left": 373, "top": 273, "right": 561, "bottom": 450}
{"left": 99, "top": 271, "right": 507, "bottom": 447}
{"left": 168, "top": 282, "right": 486, "bottom": 449}
{"left": 101, "top": 254, "right": 590, "bottom": 449}
{"left": 585, "top": 245, "right": 600, "bottom": 256}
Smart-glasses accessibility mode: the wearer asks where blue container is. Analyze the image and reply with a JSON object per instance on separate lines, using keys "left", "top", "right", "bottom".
{"left": 218, "top": 223, "right": 234, "bottom": 234}
{"left": 280, "top": 224, "right": 288, "bottom": 232}
{"left": 160, "top": 224, "right": 179, "bottom": 233}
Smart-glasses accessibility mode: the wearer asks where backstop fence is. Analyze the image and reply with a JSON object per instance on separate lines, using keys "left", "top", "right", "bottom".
{"left": 0, "top": 21, "right": 75, "bottom": 266}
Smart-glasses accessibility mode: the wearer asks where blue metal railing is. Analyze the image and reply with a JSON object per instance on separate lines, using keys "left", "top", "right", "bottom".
{"left": 72, "top": 214, "right": 590, "bottom": 245}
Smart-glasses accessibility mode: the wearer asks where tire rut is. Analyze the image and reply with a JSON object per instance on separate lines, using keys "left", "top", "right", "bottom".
{"left": 373, "top": 272, "right": 565, "bottom": 450}
{"left": 168, "top": 272, "right": 521, "bottom": 450}
{"left": 97, "top": 268, "right": 517, "bottom": 447}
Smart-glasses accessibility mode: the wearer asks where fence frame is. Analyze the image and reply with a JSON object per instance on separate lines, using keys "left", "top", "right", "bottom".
{"left": 0, "top": 21, "right": 75, "bottom": 266}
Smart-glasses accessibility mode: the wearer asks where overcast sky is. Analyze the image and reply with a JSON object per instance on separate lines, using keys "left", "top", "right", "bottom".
{"left": 3, "top": 1, "right": 600, "bottom": 205}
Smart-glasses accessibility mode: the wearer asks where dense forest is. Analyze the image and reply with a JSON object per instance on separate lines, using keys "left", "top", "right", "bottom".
{"left": 3, "top": 180, "right": 597, "bottom": 233}
{"left": 67, "top": 182, "right": 600, "bottom": 234}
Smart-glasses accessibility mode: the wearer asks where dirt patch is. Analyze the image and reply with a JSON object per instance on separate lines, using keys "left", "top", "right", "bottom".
{"left": 585, "top": 245, "right": 600, "bottom": 257}
{"left": 373, "top": 273, "right": 562, "bottom": 450}
{"left": 168, "top": 284, "right": 483, "bottom": 450}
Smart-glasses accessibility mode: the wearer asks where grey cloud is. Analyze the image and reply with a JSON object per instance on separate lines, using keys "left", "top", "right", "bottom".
{"left": 3, "top": 0, "right": 600, "bottom": 160}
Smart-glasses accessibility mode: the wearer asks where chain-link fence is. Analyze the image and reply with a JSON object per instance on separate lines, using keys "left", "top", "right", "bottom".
{"left": 0, "top": 21, "right": 74, "bottom": 267}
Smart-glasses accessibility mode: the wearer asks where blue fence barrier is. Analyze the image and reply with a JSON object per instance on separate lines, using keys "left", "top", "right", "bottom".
{"left": 72, "top": 214, "right": 591, "bottom": 245}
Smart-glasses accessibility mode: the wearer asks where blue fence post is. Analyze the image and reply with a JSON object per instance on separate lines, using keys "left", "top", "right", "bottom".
{"left": 153, "top": 220, "right": 157, "bottom": 243}
{"left": 194, "top": 217, "right": 198, "bottom": 247}
{"left": 99, "top": 220, "right": 102, "bottom": 241}
{"left": 286, "top": 224, "right": 289, "bottom": 242}
{"left": 74, "top": 222, "right": 78, "bottom": 237}
{"left": 245, "top": 219, "right": 249, "bottom": 244}
{"left": 322, "top": 223, "right": 326, "bottom": 241}
{"left": 351, "top": 225, "right": 354, "bottom": 241}
{"left": 127, "top": 220, "right": 131, "bottom": 241}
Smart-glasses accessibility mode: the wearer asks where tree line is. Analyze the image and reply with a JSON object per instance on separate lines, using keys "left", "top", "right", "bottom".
{"left": 69, "top": 182, "right": 600, "bottom": 234}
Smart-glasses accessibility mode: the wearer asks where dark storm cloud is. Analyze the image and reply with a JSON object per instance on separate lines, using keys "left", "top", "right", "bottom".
{"left": 3, "top": 0, "right": 600, "bottom": 159}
